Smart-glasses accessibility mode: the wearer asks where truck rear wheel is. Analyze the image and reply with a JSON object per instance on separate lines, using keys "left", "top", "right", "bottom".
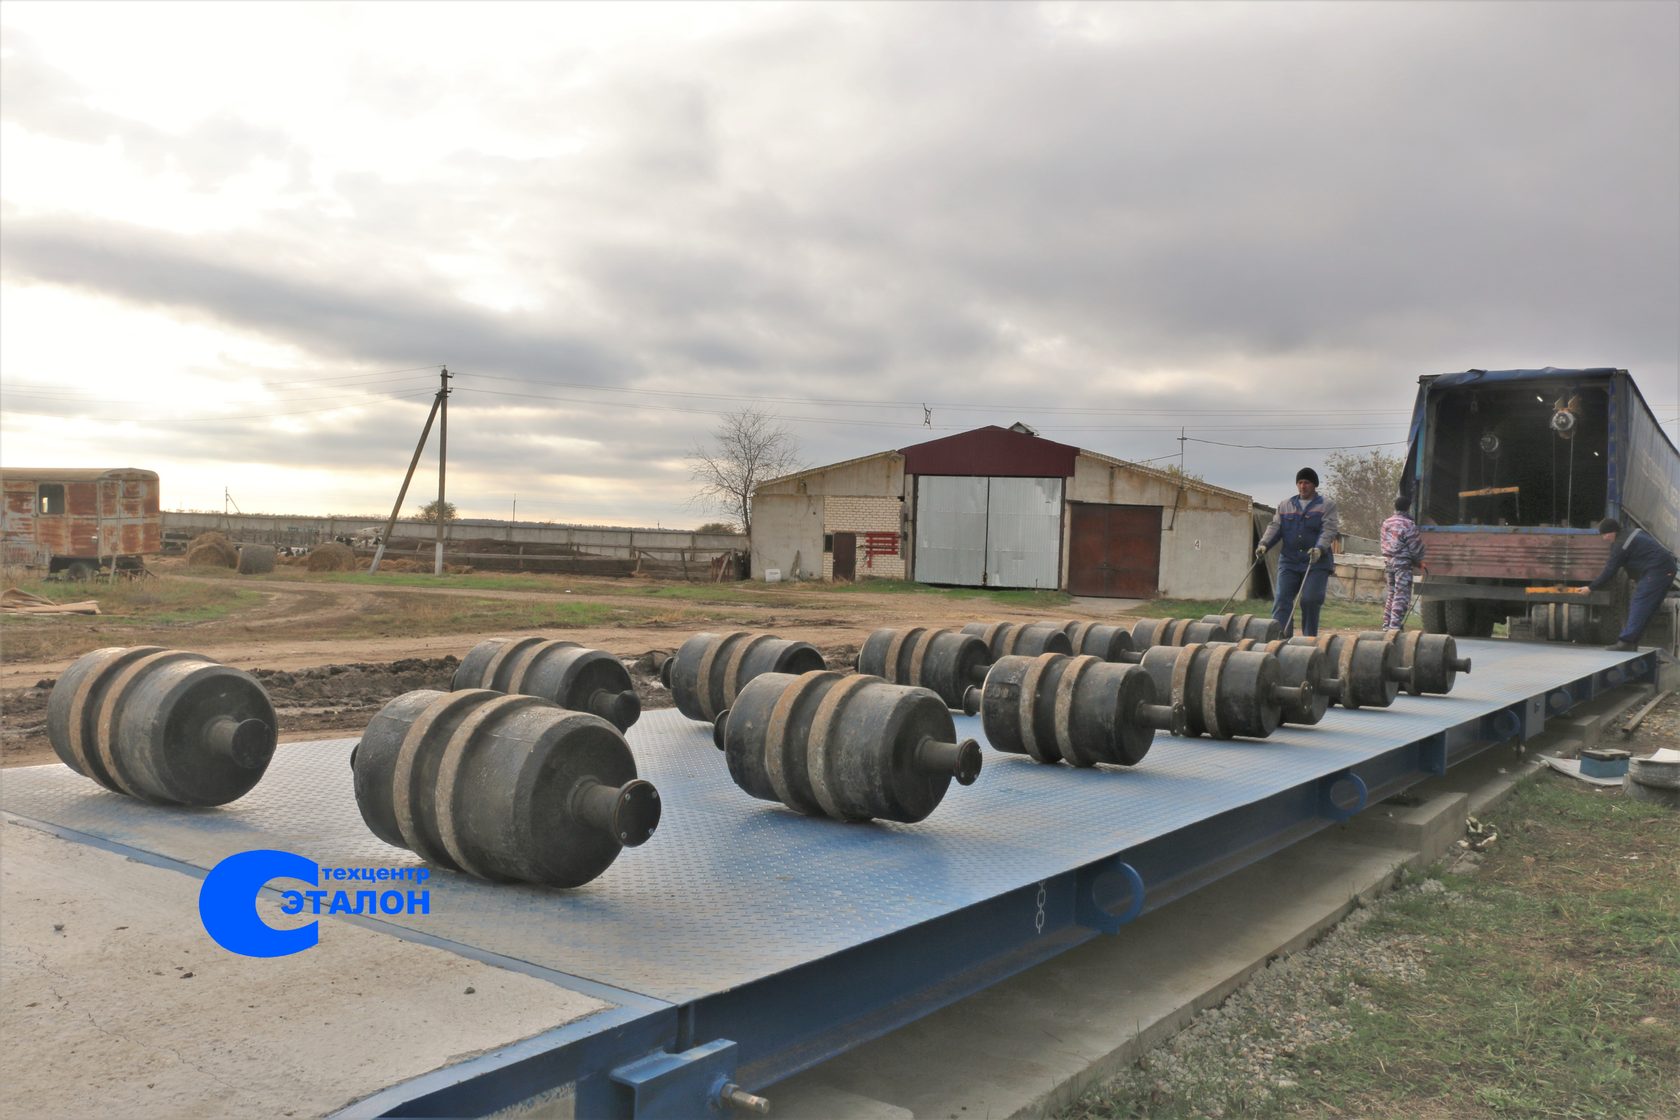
{"left": 1421, "top": 599, "right": 1448, "bottom": 634}
{"left": 1443, "top": 599, "right": 1473, "bottom": 637}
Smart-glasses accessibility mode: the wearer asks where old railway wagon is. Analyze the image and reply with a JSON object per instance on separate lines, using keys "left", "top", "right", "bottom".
{"left": 0, "top": 467, "right": 162, "bottom": 577}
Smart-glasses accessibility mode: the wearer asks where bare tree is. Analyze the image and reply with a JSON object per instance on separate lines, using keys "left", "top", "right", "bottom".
{"left": 688, "top": 408, "right": 801, "bottom": 535}
{"left": 1323, "top": 448, "right": 1404, "bottom": 539}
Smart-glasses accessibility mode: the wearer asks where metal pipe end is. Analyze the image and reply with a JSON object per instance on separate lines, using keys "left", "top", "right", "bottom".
{"left": 961, "top": 686, "right": 982, "bottom": 717}
{"left": 1454, "top": 657, "right": 1473, "bottom": 673}
{"left": 1391, "top": 665, "right": 1414, "bottom": 682}
{"left": 915, "top": 737, "right": 983, "bottom": 785}
{"left": 954, "top": 739, "right": 983, "bottom": 785}
{"left": 610, "top": 779, "right": 661, "bottom": 847}
{"left": 720, "top": 1083, "right": 771, "bottom": 1115}
{"left": 712, "top": 709, "right": 730, "bottom": 751}
{"left": 1319, "top": 676, "right": 1342, "bottom": 695}
{"left": 208, "top": 716, "right": 274, "bottom": 770}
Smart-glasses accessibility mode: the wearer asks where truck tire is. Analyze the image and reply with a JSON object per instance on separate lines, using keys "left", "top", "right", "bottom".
{"left": 1420, "top": 599, "right": 1448, "bottom": 634}
{"left": 1443, "top": 599, "right": 1473, "bottom": 638}
{"left": 1470, "top": 603, "right": 1500, "bottom": 638}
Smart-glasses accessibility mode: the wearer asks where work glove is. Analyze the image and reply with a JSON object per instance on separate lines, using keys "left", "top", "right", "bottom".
{"left": 1254, "top": 545, "right": 1267, "bottom": 560}
{"left": 1308, "top": 547, "right": 1322, "bottom": 563}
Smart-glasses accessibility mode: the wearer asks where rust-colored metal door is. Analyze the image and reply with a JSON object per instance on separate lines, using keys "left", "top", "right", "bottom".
{"left": 1067, "top": 503, "right": 1161, "bottom": 598}
{"left": 832, "top": 532, "right": 856, "bottom": 581}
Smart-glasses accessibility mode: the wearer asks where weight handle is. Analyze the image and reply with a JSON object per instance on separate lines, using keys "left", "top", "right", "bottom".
{"left": 915, "top": 737, "right": 983, "bottom": 785}
{"left": 573, "top": 777, "right": 661, "bottom": 847}
{"left": 206, "top": 716, "right": 272, "bottom": 770}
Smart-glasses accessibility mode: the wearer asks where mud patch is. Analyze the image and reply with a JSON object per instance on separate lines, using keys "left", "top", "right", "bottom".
{"left": 1, "top": 642, "right": 860, "bottom": 768}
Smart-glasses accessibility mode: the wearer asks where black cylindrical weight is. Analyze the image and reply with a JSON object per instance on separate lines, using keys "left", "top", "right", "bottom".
{"left": 46, "top": 646, "right": 278, "bottom": 806}
{"left": 453, "top": 637, "right": 641, "bottom": 731}
{"left": 1057, "top": 621, "right": 1135, "bottom": 661}
{"left": 1356, "top": 631, "right": 1471, "bottom": 696}
{"left": 961, "top": 622, "right": 1074, "bottom": 659}
{"left": 858, "top": 627, "right": 990, "bottom": 713}
{"left": 981, "top": 654, "right": 1177, "bottom": 767}
{"left": 1232, "top": 638, "right": 1331, "bottom": 725}
{"left": 664, "top": 631, "right": 826, "bottom": 722}
{"left": 1131, "top": 618, "right": 1227, "bottom": 649}
{"left": 1202, "top": 613, "right": 1281, "bottom": 642}
{"left": 718, "top": 671, "right": 979, "bottom": 823}
{"left": 1288, "top": 634, "right": 1402, "bottom": 709}
{"left": 1138, "top": 644, "right": 1299, "bottom": 739}
{"left": 353, "top": 689, "right": 659, "bottom": 887}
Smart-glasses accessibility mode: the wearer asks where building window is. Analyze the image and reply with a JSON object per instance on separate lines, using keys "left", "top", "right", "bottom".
{"left": 823, "top": 533, "right": 834, "bottom": 553}
{"left": 37, "top": 484, "right": 66, "bottom": 515}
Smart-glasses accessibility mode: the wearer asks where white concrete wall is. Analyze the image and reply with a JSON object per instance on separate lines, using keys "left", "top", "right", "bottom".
{"left": 749, "top": 494, "right": 825, "bottom": 580}
{"left": 161, "top": 512, "right": 743, "bottom": 558}
{"left": 757, "top": 453, "right": 903, "bottom": 498}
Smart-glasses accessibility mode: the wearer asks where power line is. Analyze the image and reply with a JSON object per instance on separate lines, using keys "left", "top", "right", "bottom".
{"left": 1184, "top": 437, "right": 1407, "bottom": 451}
{"left": 1, "top": 372, "right": 438, "bottom": 406}
{"left": 1, "top": 390, "right": 438, "bottom": 423}
{"left": 461, "top": 372, "right": 1411, "bottom": 417}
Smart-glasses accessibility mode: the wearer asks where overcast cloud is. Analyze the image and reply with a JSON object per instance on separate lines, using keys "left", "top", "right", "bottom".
{"left": 2, "top": 1, "right": 1675, "bottom": 525}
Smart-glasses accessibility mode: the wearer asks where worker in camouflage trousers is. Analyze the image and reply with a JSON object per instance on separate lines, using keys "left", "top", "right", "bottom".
{"left": 1257, "top": 467, "right": 1340, "bottom": 638}
{"left": 1379, "top": 495, "right": 1424, "bottom": 630}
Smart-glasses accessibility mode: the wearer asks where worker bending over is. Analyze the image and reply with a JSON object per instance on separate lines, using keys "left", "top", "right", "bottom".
{"left": 1582, "top": 518, "right": 1678, "bottom": 651}
{"left": 1380, "top": 495, "right": 1424, "bottom": 630}
{"left": 1257, "top": 467, "right": 1340, "bottom": 639}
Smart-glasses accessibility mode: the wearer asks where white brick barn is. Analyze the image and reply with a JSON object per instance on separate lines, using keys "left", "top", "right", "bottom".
{"left": 749, "top": 425, "right": 1256, "bottom": 599}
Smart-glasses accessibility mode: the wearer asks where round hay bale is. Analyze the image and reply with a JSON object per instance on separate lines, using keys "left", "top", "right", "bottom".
{"left": 185, "top": 538, "right": 238, "bottom": 568}
{"left": 306, "top": 542, "right": 357, "bottom": 572}
{"left": 237, "top": 544, "right": 276, "bottom": 575}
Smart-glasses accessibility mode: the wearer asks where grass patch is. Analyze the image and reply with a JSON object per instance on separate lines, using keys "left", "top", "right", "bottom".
{"left": 0, "top": 573, "right": 260, "bottom": 625}
{"left": 827, "top": 578, "right": 1072, "bottom": 609}
{"left": 1128, "top": 596, "right": 1386, "bottom": 631}
{"left": 1067, "top": 778, "right": 1680, "bottom": 1120}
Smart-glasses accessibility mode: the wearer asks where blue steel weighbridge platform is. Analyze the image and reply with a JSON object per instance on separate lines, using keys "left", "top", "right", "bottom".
{"left": 0, "top": 640, "right": 1656, "bottom": 1118}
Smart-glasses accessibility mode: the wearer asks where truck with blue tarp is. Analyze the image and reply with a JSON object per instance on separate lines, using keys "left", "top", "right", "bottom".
{"left": 1400, "top": 368, "right": 1680, "bottom": 643}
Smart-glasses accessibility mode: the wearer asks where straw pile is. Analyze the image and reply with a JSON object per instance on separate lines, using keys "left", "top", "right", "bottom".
{"left": 185, "top": 532, "right": 238, "bottom": 569}
{"left": 306, "top": 542, "right": 357, "bottom": 572}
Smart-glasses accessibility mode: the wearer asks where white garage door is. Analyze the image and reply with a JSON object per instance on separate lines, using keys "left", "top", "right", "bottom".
{"left": 913, "top": 476, "right": 987, "bottom": 585}
{"left": 986, "top": 476, "right": 1063, "bottom": 588}
{"left": 914, "top": 475, "right": 1062, "bottom": 588}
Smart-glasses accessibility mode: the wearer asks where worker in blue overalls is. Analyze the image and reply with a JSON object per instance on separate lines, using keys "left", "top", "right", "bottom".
{"left": 1256, "top": 467, "right": 1341, "bottom": 638}
{"left": 1582, "top": 517, "right": 1678, "bottom": 651}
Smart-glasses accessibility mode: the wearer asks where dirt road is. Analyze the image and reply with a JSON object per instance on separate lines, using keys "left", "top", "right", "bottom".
{"left": 0, "top": 570, "right": 1108, "bottom": 768}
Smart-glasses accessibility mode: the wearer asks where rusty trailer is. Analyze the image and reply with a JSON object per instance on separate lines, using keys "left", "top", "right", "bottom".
{"left": 0, "top": 467, "right": 162, "bottom": 578}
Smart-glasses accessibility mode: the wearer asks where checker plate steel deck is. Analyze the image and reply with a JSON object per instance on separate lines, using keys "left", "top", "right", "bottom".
{"left": 0, "top": 640, "right": 1655, "bottom": 1117}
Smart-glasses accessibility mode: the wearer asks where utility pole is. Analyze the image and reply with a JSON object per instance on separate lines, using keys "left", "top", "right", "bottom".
{"left": 434, "top": 366, "right": 451, "bottom": 575}
{"left": 369, "top": 367, "right": 450, "bottom": 575}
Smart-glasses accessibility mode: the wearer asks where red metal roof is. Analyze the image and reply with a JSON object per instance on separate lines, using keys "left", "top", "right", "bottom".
{"left": 899, "top": 426, "right": 1078, "bottom": 478}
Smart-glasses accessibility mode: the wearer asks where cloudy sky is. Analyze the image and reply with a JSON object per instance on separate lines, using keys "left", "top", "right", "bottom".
{"left": 2, "top": 1, "right": 1676, "bottom": 527}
